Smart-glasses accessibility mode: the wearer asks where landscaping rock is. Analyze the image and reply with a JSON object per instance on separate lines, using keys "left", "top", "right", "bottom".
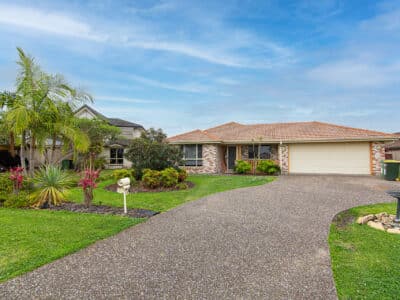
{"left": 356, "top": 214, "right": 375, "bottom": 224}
{"left": 376, "top": 212, "right": 388, "bottom": 219}
{"left": 387, "top": 228, "right": 400, "bottom": 234}
{"left": 367, "top": 221, "right": 385, "bottom": 231}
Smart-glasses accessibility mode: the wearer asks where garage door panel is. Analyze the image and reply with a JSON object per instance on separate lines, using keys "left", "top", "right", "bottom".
{"left": 289, "top": 143, "right": 370, "bottom": 174}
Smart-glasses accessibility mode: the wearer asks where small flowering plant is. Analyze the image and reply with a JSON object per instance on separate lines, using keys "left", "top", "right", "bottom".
{"left": 79, "top": 168, "right": 100, "bottom": 207}
{"left": 9, "top": 167, "right": 24, "bottom": 194}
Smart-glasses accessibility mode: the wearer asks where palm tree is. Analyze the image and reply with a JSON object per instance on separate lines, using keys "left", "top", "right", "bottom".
{"left": 6, "top": 47, "right": 92, "bottom": 174}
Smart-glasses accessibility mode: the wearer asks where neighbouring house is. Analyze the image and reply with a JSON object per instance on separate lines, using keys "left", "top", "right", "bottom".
{"left": 167, "top": 121, "right": 398, "bottom": 175}
{"left": 385, "top": 133, "right": 400, "bottom": 160}
{"left": 73, "top": 105, "right": 145, "bottom": 169}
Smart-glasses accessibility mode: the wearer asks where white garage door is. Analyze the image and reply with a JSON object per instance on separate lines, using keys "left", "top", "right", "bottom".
{"left": 289, "top": 142, "right": 370, "bottom": 174}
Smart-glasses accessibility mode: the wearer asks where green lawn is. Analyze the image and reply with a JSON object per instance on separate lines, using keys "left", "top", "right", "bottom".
{"left": 329, "top": 202, "right": 400, "bottom": 299}
{"left": 0, "top": 208, "right": 143, "bottom": 282}
{"left": 68, "top": 175, "right": 275, "bottom": 212}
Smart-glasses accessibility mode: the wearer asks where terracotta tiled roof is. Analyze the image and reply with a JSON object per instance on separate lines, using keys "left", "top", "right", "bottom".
{"left": 386, "top": 133, "right": 400, "bottom": 150}
{"left": 167, "top": 121, "right": 397, "bottom": 143}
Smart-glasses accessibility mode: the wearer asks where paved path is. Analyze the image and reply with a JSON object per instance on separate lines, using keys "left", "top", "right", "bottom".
{"left": 1, "top": 176, "right": 399, "bottom": 299}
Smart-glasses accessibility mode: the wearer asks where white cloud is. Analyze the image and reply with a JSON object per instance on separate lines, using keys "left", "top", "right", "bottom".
{"left": 0, "top": 4, "right": 107, "bottom": 42}
{"left": 0, "top": 4, "right": 292, "bottom": 69}
{"left": 307, "top": 60, "right": 398, "bottom": 88}
{"left": 129, "top": 74, "right": 208, "bottom": 93}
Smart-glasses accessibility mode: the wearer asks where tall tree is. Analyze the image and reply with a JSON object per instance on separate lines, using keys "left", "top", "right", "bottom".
{"left": 75, "top": 118, "right": 121, "bottom": 170}
{"left": 6, "top": 47, "right": 91, "bottom": 174}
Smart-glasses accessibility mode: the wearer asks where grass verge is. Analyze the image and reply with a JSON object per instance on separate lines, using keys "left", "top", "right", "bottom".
{"left": 328, "top": 202, "right": 400, "bottom": 299}
{"left": 0, "top": 208, "right": 143, "bottom": 282}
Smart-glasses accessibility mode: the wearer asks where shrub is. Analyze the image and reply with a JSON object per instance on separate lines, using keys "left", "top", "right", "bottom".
{"left": 256, "top": 160, "right": 280, "bottom": 175}
{"left": 10, "top": 167, "right": 24, "bottom": 193}
{"left": 177, "top": 168, "right": 188, "bottom": 182}
{"left": 3, "top": 191, "right": 32, "bottom": 208}
{"left": 176, "top": 182, "right": 189, "bottom": 190}
{"left": 31, "top": 165, "right": 75, "bottom": 208}
{"left": 124, "top": 128, "right": 182, "bottom": 179}
{"left": 160, "top": 167, "right": 179, "bottom": 187}
{"left": 79, "top": 169, "right": 101, "bottom": 207}
{"left": 0, "top": 173, "right": 14, "bottom": 195}
{"left": 142, "top": 169, "right": 162, "bottom": 189}
{"left": 93, "top": 156, "right": 108, "bottom": 170}
{"left": 112, "top": 169, "right": 135, "bottom": 181}
{"left": 234, "top": 160, "right": 251, "bottom": 174}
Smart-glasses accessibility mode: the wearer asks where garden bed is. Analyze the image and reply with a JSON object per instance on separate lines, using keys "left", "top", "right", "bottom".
{"left": 45, "top": 202, "right": 159, "bottom": 218}
{"left": 104, "top": 181, "right": 195, "bottom": 193}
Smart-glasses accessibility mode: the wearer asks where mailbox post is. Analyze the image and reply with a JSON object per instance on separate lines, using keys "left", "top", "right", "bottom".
{"left": 386, "top": 190, "right": 400, "bottom": 226}
{"left": 117, "top": 177, "right": 130, "bottom": 214}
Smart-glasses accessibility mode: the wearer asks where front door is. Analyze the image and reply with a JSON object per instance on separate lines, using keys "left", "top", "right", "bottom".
{"left": 228, "top": 146, "right": 236, "bottom": 170}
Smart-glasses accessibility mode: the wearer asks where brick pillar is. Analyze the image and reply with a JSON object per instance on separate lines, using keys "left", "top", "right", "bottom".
{"left": 371, "top": 142, "right": 385, "bottom": 176}
{"left": 279, "top": 144, "right": 289, "bottom": 175}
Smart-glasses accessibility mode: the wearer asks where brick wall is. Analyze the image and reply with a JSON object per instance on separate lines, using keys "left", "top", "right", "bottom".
{"left": 371, "top": 142, "right": 386, "bottom": 176}
{"left": 184, "top": 144, "right": 220, "bottom": 174}
{"left": 279, "top": 144, "right": 289, "bottom": 174}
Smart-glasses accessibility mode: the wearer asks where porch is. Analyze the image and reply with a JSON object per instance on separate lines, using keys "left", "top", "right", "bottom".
{"left": 220, "top": 144, "right": 280, "bottom": 173}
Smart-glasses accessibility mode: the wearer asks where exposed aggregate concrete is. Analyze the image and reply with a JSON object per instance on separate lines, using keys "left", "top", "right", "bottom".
{"left": 1, "top": 176, "right": 399, "bottom": 299}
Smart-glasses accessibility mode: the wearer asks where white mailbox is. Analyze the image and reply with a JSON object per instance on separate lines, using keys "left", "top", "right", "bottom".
{"left": 117, "top": 177, "right": 130, "bottom": 214}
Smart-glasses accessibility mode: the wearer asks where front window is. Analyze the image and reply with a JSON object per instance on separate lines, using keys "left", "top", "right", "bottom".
{"left": 248, "top": 145, "right": 259, "bottom": 159}
{"left": 181, "top": 144, "right": 203, "bottom": 166}
{"left": 248, "top": 144, "right": 271, "bottom": 159}
{"left": 110, "top": 148, "right": 124, "bottom": 165}
{"left": 259, "top": 145, "right": 271, "bottom": 159}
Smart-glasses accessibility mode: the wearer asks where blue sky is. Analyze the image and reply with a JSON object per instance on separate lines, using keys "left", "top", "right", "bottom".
{"left": 0, "top": 0, "right": 399, "bottom": 135}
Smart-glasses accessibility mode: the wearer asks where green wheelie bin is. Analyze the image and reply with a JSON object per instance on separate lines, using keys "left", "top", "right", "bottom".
{"left": 383, "top": 160, "right": 400, "bottom": 181}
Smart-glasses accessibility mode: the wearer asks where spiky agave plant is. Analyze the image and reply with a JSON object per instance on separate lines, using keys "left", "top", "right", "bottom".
{"left": 31, "top": 165, "right": 74, "bottom": 208}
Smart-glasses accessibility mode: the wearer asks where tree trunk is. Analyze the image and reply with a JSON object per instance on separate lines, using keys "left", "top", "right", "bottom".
{"left": 84, "top": 188, "right": 93, "bottom": 208}
{"left": 9, "top": 131, "right": 16, "bottom": 158}
{"left": 20, "top": 131, "right": 27, "bottom": 174}
{"left": 29, "top": 133, "right": 35, "bottom": 175}
{"left": 50, "top": 133, "right": 57, "bottom": 164}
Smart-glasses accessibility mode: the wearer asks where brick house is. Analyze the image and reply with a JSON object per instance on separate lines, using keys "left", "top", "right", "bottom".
{"left": 167, "top": 121, "right": 398, "bottom": 175}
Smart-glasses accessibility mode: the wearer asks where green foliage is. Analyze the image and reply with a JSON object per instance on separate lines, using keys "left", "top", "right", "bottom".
{"left": 142, "top": 169, "right": 162, "bottom": 189}
{"left": 3, "top": 191, "right": 32, "bottom": 208}
{"left": 160, "top": 167, "right": 179, "bottom": 187}
{"left": 125, "top": 129, "right": 182, "bottom": 179}
{"left": 0, "top": 172, "right": 32, "bottom": 203}
{"left": 0, "top": 173, "right": 13, "bottom": 201}
{"left": 97, "top": 170, "right": 114, "bottom": 182}
{"left": 176, "top": 182, "right": 189, "bottom": 190}
{"left": 5, "top": 48, "right": 92, "bottom": 172}
{"left": 234, "top": 160, "right": 252, "bottom": 174}
{"left": 75, "top": 118, "right": 121, "bottom": 169}
{"left": 112, "top": 169, "right": 136, "bottom": 182}
{"left": 140, "top": 127, "right": 167, "bottom": 143}
{"left": 93, "top": 156, "right": 108, "bottom": 170}
{"left": 177, "top": 168, "right": 188, "bottom": 182}
{"left": 30, "top": 165, "right": 74, "bottom": 207}
{"left": 256, "top": 160, "right": 281, "bottom": 175}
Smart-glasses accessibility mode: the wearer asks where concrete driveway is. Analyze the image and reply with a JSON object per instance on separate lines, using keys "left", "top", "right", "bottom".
{"left": 1, "top": 176, "right": 399, "bottom": 299}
